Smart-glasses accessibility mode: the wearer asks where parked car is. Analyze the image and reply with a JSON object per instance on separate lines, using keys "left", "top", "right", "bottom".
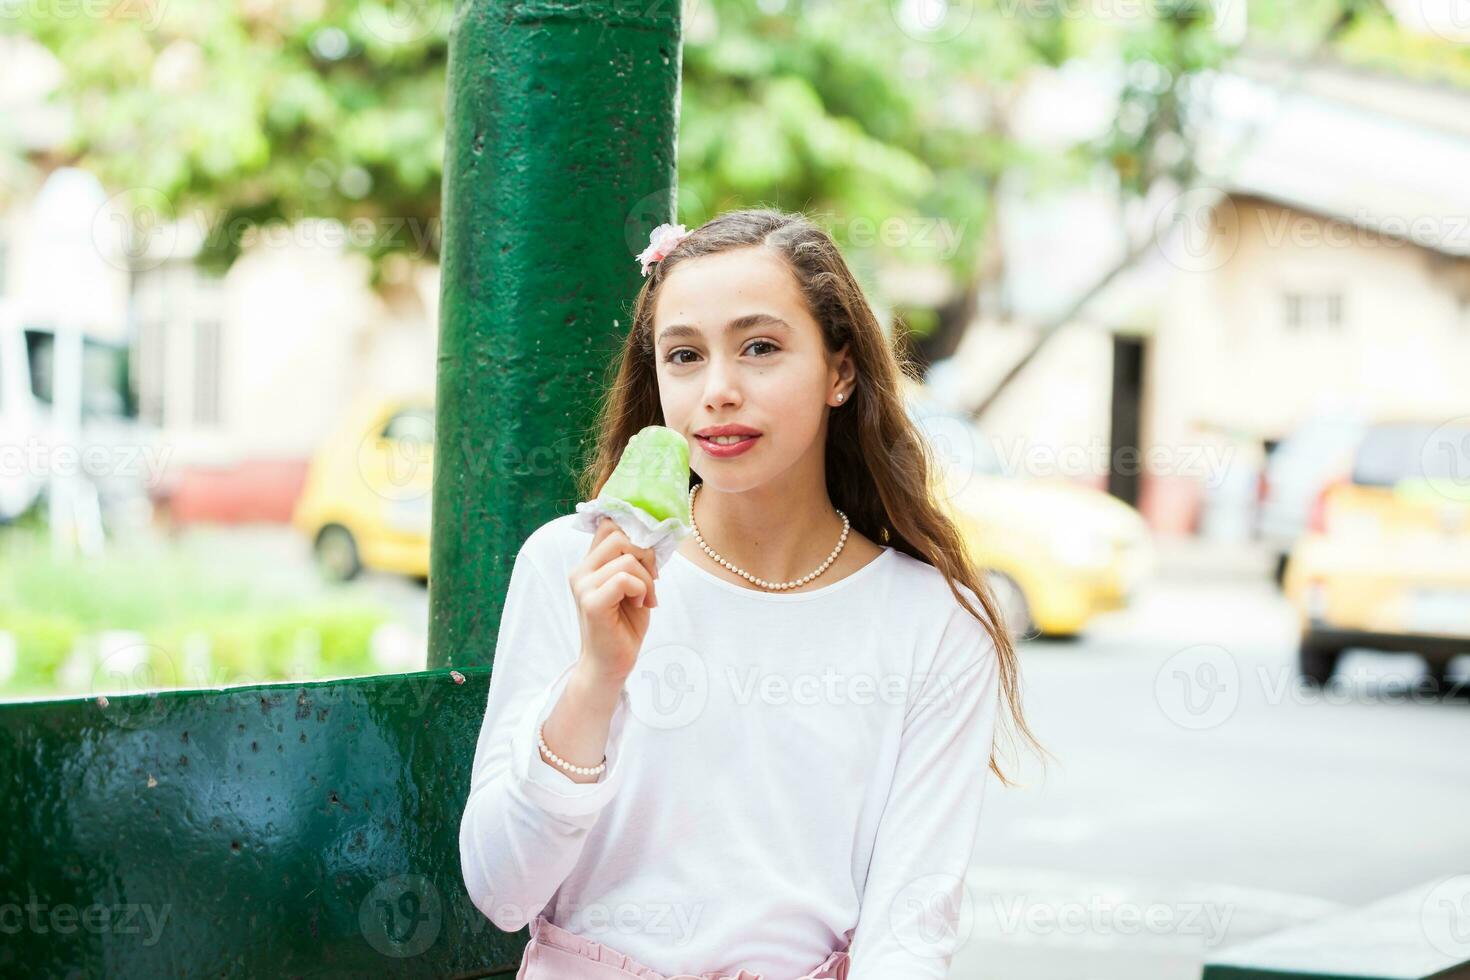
{"left": 1256, "top": 411, "right": 1366, "bottom": 585}
{"left": 0, "top": 307, "right": 156, "bottom": 533}
{"left": 1282, "top": 418, "right": 1470, "bottom": 686}
{"left": 292, "top": 393, "right": 434, "bottom": 582}
{"left": 910, "top": 396, "right": 1155, "bottom": 638}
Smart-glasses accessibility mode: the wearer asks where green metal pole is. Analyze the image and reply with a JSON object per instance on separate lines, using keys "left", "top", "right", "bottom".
{"left": 430, "top": 0, "right": 683, "bottom": 670}
{"left": 0, "top": 4, "right": 683, "bottom": 975}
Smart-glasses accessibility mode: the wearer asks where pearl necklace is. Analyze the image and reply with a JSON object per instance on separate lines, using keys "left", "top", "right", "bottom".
{"left": 686, "top": 482, "right": 849, "bottom": 592}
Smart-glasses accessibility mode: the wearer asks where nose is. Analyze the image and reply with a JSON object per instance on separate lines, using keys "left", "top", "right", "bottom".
{"left": 702, "top": 353, "right": 742, "bottom": 412}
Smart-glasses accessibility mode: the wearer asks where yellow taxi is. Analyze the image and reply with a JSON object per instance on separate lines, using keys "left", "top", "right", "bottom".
{"left": 942, "top": 473, "right": 1154, "bottom": 638}
{"left": 912, "top": 401, "right": 1155, "bottom": 638}
{"left": 1283, "top": 418, "right": 1470, "bottom": 686}
{"left": 292, "top": 393, "right": 434, "bottom": 582}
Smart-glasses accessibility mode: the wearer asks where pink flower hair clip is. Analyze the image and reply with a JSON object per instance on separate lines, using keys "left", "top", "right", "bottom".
{"left": 637, "top": 222, "right": 690, "bottom": 277}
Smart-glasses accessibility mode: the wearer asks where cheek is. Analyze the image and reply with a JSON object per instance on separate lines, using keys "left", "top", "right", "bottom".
{"left": 656, "top": 367, "right": 688, "bottom": 404}
{"left": 656, "top": 370, "right": 705, "bottom": 433}
{"left": 752, "top": 366, "right": 827, "bottom": 435}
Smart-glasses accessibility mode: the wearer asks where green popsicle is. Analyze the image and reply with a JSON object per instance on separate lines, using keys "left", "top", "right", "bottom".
{"left": 601, "top": 425, "right": 691, "bottom": 527}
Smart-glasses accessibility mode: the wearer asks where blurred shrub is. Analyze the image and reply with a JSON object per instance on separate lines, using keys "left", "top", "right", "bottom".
{"left": 0, "top": 610, "right": 79, "bottom": 693}
{"left": 0, "top": 529, "right": 395, "bottom": 697}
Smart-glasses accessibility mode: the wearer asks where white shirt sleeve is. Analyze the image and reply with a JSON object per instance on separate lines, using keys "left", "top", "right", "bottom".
{"left": 459, "top": 533, "right": 633, "bottom": 933}
{"left": 848, "top": 601, "right": 1002, "bottom": 978}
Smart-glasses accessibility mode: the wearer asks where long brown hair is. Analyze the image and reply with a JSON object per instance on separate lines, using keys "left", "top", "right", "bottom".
{"left": 579, "top": 207, "right": 1049, "bottom": 786}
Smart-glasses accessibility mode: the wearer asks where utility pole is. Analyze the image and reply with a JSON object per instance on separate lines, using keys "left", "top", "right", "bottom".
{"left": 430, "top": 0, "right": 684, "bottom": 669}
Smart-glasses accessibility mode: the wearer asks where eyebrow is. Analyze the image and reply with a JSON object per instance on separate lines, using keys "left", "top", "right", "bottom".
{"left": 656, "top": 313, "right": 792, "bottom": 347}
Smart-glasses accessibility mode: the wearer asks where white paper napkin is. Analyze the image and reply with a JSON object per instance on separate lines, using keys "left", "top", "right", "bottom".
{"left": 572, "top": 495, "right": 691, "bottom": 569}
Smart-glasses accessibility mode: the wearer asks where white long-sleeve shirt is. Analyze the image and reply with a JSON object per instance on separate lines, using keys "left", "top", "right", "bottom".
{"left": 460, "top": 512, "right": 1001, "bottom": 979}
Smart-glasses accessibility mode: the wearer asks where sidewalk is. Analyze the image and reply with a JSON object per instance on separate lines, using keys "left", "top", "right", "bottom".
{"left": 1150, "top": 532, "right": 1278, "bottom": 583}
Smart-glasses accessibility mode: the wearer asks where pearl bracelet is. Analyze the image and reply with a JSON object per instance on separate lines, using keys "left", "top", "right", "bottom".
{"left": 537, "top": 722, "right": 607, "bottom": 777}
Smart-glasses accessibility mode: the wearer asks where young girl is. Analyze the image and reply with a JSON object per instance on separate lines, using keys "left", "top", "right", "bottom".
{"left": 460, "top": 208, "right": 1043, "bottom": 979}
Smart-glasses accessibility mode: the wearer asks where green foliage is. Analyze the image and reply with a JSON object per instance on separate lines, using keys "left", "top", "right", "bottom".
{"left": 13, "top": 0, "right": 449, "bottom": 275}
{"left": 12, "top": 0, "right": 1236, "bottom": 311}
{"left": 0, "top": 529, "right": 394, "bottom": 695}
{"left": 0, "top": 610, "right": 78, "bottom": 693}
{"left": 1334, "top": 7, "right": 1470, "bottom": 87}
{"left": 18, "top": 0, "right": 1457, "bottom": 333}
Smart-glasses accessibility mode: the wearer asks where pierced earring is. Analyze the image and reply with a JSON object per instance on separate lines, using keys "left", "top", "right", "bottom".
{"left": 836, "top": 392, "right": 845, "bottom": 403}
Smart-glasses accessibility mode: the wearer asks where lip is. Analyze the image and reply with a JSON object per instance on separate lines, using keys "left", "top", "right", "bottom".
{"left": 695, "top": 424, "right": 762, "bottom": 438}
{"left": 694, "top": 432, "right": 761, "bottom": 458}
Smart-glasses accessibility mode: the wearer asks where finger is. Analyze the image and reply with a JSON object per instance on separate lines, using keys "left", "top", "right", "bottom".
{"left": 586, "top": 567, "right": 650, "bottom": 613}
{"left": 572, "top": 548, "right": 658, "bottom": 609}
{"left": 589, "top": 573, "right": 651, "bottom": 635}
{"left": 585, "top": 553, "right": 654, "bottom": 608}
{"left": 588, "top": 531, "right": 658, "bottom": 583}
{"left": 576, "top": 517, "right": 642, "bottom": 579}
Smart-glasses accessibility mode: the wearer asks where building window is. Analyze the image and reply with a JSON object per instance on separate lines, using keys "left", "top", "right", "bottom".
{"left": 137, "top": 317, "right": 166, "bottom": 425}
{"left": 194, "top": 319, "right": 221, "bottom": 426}
{"left": 129, "top": 262, "right": 224, "bottom": 428}
{"left": 1284, "top": 293, "right": 1302, "bottom": 330}
{"left": 1283, "top": 290, "right": 1344, "bottom": 331}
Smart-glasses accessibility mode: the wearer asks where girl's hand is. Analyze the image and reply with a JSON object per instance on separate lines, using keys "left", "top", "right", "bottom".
{"left": 569, "top": 516, "right": 659, "bottom": 685}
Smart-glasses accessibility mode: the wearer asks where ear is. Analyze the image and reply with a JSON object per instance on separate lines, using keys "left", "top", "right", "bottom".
{"left": 829, "top": 343, "right": 856, "bottom": 405}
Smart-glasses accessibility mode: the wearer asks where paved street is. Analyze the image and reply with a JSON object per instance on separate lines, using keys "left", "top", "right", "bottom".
{"left": 954, "top": 540, "right": 1470, "bottom": 979}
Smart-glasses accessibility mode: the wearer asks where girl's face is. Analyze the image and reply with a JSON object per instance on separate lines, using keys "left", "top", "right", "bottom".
{"left": 652, "top": 246, "right": 851, "bottom": 491}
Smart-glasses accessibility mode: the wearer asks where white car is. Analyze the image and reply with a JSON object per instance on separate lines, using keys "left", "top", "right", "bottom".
{"left": 0, "top": 310, "right": 157, "bottom": 531}
{"left": 1257, "top": 412, "right": 1366, "bottom": 584}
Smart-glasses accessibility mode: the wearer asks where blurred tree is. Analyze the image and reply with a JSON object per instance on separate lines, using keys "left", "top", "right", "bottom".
{"left": 675, "top": 0, "right": 1237, "bottom": 366}
{"left": 11, "top": 0, "right": 449, "bottom": 283}
{"left": 18, "top": 0, "right": 1455, "bottom": 367}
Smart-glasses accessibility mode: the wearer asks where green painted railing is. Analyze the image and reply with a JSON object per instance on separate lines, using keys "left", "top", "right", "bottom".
{"left": 1202, "top": 878, "right": 1470, "bottom": 980}
{"left": 0, "top": 669, "right": 526, "bottom": 977}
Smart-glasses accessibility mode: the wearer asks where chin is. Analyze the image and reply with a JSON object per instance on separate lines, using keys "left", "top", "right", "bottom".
{"left": 691, "top": 469, "right": 767, "bottom": 495}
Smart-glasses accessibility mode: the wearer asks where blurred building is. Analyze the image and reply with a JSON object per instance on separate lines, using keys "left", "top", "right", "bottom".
{"left": 128, "top": 230, "right": 437, "bottom": 524}
{"left": 936, "top": 54, "right": 1470, "bottom": 540}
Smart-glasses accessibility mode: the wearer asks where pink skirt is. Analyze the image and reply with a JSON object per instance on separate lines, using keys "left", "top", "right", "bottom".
{"left": 515, "top": 914, "right": 854, "bottom": 980}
